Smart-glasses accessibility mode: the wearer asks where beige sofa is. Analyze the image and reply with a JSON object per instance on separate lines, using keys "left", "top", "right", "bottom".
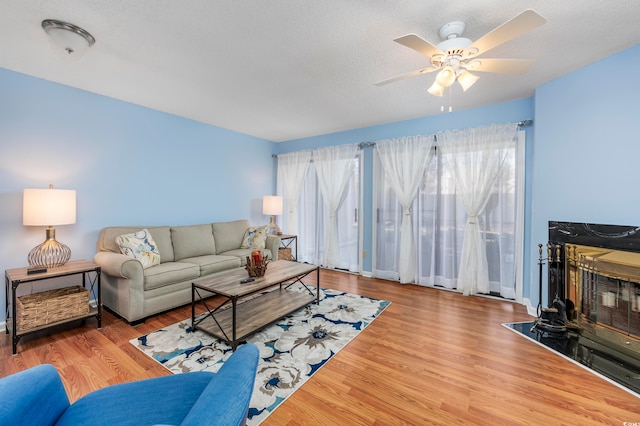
{"left": 93, "top": 220, "right": 280, "bottom": 323}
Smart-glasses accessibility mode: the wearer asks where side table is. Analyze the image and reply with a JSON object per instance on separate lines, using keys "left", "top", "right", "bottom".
{"left": 5, "top": 259, "right": 101, "bottom": 354}
{"left": 273, "top": 234, "right": 297, "bottom": 261}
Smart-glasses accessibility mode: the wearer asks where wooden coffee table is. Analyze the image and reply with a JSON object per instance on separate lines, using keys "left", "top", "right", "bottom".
{"left": 191, "top": 260, "right": 320, "bottom": 350}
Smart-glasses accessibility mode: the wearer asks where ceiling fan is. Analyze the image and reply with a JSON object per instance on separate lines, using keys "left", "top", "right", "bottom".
{"left": 375, "top": 9, "right": 547, "bottom": 96}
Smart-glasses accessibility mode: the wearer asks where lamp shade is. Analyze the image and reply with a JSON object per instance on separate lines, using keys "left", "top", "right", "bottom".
{"left": 262, "top": 195, "right": 283, "bottom": 216}
{"left": 23, "top": 188, "right": 76, "bottom": 226}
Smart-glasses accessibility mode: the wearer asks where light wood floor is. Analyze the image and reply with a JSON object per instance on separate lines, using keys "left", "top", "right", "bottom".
{"left": 2, "top": 269, "right": 640, "bottom": 425}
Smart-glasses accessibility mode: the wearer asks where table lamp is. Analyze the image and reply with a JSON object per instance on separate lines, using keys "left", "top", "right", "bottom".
{"left": 263, "top": 195, "right": 283, "bottom": 235}
{"left": 23, "top": 184, "right": 76, "bottom": 270}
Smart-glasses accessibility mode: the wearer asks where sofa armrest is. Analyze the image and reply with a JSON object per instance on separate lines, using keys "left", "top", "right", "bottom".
{"left": 265, "top": 235, "right": 281, "bottom": 261}
{"left": 181, "top": 344, "right": 260, "bottom": 426}
{"left": 0, "top": 364, "right": 70, "bottom": 425}
{"left": 93, "top": 251, "right": 145, "bottom": 322}
{"left": 94, "top": 251, "right": 143, "bottom": 280}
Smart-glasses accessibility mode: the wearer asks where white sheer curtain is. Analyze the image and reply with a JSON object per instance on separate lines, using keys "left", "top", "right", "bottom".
{"left": 277, "top": 151, "right": 312, "bottom": 236}
{"left": 437, "top": 123, "right": 518, "bottom": 295}
{"left": 314, "top": 144, "right": 359, "bottom": 269}
{"left": 374, "top": 128, "right": 524, "bottom": 299}
{"left": 375, "top": 136, "right": 434, "bottom": 283}
{"left": 279, "top": 153, "right": 360, "bottom": 272}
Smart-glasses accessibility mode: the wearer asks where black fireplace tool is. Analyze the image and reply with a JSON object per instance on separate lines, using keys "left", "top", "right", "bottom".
{"left": 531, "top": 243, "right": 577, "bottom": 336}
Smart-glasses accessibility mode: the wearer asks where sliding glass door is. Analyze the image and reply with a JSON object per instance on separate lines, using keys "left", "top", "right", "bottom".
{"left": 279, "top": 153, "right": 361, "bottom": 273}
{"left": 373, "top": 132, "right": 524, "bottom": 299}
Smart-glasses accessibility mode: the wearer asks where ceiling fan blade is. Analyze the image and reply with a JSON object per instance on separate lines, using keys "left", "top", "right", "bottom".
{"left": 374, "top": 67, "right": 437, "bottom": 86}
{"left": 467, "top": 9, "right": 547, "bottom": 56}
{"left": 467, "top": 58, "right": 536, "bottom": 75}
{"left": 394, "top": 34, "right": 443, "bottom": 58}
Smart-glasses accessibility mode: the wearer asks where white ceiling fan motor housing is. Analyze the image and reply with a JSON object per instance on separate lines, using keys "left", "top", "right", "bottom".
{"left": 436, "top": 21, "right": 472, "bottom": 55}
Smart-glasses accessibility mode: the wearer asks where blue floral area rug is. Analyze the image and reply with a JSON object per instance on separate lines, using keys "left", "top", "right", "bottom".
{"left": 130, "top": 287, "right": 390, "bottom": 425}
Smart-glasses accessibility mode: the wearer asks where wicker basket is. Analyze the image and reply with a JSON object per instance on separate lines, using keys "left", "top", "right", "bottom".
{"left": 278, "top": 248, "right": 292, "bottom": 261}
{"left": 17, "top": 286, "right": 90, "bottom": 331}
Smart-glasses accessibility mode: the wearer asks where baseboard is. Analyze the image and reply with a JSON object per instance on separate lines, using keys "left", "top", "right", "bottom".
{"left": 522, "top": 297, "right": 537, "bottom": 317}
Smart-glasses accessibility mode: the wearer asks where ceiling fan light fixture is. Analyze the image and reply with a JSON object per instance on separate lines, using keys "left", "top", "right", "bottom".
{"left": 379, "top": 9, "right": 547, "bottom": 98}
{"left": 457, "top": 70, "right": 479, "bottom": 91}
{"left": 42, "top": 19, "right": 95, "bottom": 57}
{"left": 435, "top": 66, "right": 456, "bottom": 87}
{"left": 427, "top": 81, "right": 444, "bottom": 97}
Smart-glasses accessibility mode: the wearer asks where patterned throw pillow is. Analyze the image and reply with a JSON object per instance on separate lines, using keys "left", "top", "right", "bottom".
{"left": 116, "top": 229, "right": 161, "bottom": 269}
{"left": 240, "top": 225, "right": 269, "bottom": 249}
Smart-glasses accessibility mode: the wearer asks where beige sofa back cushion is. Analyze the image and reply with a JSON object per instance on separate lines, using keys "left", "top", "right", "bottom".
{"left": 212, "top": 220, "right": 250, "bottom": 254}
{"left": 97, "top": 226, "right": 175, "bottom": 262}
{"left": 171, "top": 224, "right": 216, "bottom": 260}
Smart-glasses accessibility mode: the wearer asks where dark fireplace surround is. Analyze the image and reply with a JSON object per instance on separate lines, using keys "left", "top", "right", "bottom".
{"left": 548, "top": 221, "right": 640, "bottom": 355}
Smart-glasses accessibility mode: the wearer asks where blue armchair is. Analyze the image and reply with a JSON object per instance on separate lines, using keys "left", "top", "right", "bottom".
{"left": 0, "top": 343, "right": 259, "bottom": 426}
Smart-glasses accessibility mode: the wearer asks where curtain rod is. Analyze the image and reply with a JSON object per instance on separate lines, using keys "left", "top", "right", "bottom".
{"left": 357, "top": 119, "right": 533, "bottom": 149}
{"left": 272, "top": 120, "right": 533, "bottom": 156}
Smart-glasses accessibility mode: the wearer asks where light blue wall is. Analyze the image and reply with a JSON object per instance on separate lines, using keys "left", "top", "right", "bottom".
{"left": 275, "top": 99, "right": 535, "bottom": 276}
{"left": 530, "top": 43, "right": 640, "bottom": 306}
{"left": 0, "top": 68, "right": 276, "bottom": 323}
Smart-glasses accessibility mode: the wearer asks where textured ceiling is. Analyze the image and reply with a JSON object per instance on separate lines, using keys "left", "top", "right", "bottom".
{"left": 1, "top": 1, "right": 639, "bottom": 142}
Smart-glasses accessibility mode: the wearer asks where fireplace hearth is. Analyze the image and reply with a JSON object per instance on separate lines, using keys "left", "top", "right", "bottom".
{"left": 505, "top": 321, "right": 640, "bottom": 396}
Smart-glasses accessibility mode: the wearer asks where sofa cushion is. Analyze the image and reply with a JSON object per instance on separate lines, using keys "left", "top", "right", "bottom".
{"left": 98, "top": 226, "right": 175, "bottom": 262}
{"left": 143, "top": 262, "right": 201, "bottom": 291}
{"left": 212, "top": 220, "right": 250, "bottom": 254}
{"left": 115, "top": 229, "right": 161, "bottom": 269}
{"left": 240, "top": 225, "right": 269, "bottom": 249}
{"left": 177, "top": 255, "right": 241, "bottom": 276}
{"left": 171, "top": 224, "right": 216, "bottom": 261}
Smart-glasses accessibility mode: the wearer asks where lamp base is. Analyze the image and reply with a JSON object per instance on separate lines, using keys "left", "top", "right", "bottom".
{"left": 28, "top": 227, "right": 71, "bottom": 268}
{"left": 266, "top": 215, "right": 282, "bottom": 235}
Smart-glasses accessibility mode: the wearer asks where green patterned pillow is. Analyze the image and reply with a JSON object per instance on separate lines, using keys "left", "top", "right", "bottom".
{"left": 240, "top": 225, "right": 269, "bottom": 249}
{"left": 116, "top": 229, "right": 161, "bottom": 269}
